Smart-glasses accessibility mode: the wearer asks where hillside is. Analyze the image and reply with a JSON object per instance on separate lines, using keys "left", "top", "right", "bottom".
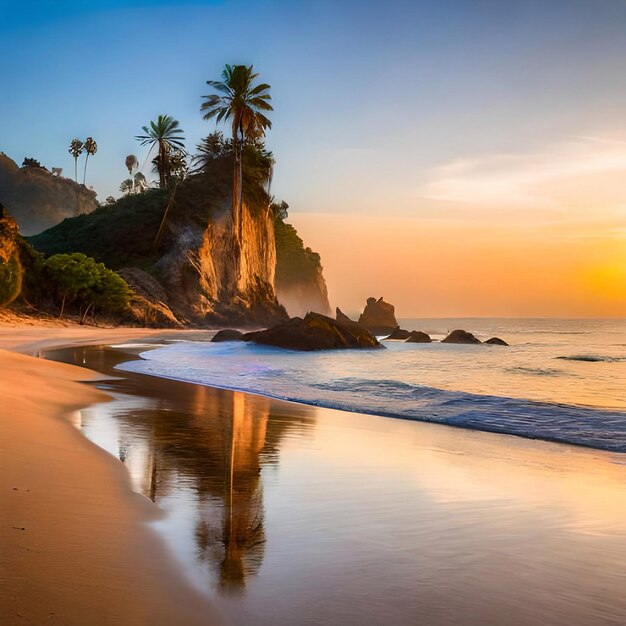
{"left": 0, "top": 153, "right": 97, "bottom": 235}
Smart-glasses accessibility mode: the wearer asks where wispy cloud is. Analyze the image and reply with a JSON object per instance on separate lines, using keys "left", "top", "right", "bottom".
{"left": 417, "top": 136, "right": 626, "bottom": 212}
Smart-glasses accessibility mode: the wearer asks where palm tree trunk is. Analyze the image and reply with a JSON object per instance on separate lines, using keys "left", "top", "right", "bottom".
{"left": 159, "top": 141, "right": 166, "bottom": 189}
{"left": 74, "top": 157, "right": 78, "bottom": 183}
{"left": 83, "top": 154, "right": 89, "bottom": 185}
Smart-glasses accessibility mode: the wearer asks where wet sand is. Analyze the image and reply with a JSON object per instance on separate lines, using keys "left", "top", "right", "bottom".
{"left": 46, "top": 342, "right": 626, "bottom": 626}
{"left": 0, "top": 329, "right": 224, "bottom": 625}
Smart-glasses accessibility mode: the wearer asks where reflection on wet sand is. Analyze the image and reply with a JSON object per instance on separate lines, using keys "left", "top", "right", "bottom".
{"left": 49, "top": 345, "right": 311, "bottom": 594}
{"left": 46, "top": 344, "right": 626, "bottom": 626}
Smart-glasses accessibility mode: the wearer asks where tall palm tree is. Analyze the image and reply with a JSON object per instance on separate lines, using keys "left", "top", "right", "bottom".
{"left": 135, "top": 115, "right": 185, "bottom": 189}
{"left": 82, "top": 137, "right": 97, "bottom": 185}
{"left": 68, "top": 138, "right": 84, "bottom": 183}
{"left": 201, "top": 65, "right": 273, "bottom": 241}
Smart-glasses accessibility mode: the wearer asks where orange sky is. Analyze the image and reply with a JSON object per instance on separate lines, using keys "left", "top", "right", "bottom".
{"left": 291, "top": 137, "right": 626, "bottom": 318}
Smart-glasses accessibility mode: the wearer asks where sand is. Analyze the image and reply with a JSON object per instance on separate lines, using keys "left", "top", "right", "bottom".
{"left": 0, "top": 326, "right": 224, "bottom": 625}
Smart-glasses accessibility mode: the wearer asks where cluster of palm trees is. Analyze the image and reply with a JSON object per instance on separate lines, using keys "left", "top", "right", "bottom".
{"left": 132, "top": 64, "right": 273, "bottom": 245}
{"left": 68, "top": 137, "right": 97, "bottom": 185}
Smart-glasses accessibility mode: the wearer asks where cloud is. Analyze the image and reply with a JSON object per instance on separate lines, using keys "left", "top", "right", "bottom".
{"left": 417, "top": 136, "right": 626, "bottom": 213}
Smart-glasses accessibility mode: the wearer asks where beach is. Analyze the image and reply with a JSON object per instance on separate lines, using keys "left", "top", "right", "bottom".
{"left": 2, "top": 324, "right": 626, "bottom": 625}
{"left": 0, "top": 326, "right": 224, "bottom": 625}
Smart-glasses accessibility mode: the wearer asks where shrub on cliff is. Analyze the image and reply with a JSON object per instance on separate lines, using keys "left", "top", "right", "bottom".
{"left": 274, "top": 218, "right": 323, "bottom": 287}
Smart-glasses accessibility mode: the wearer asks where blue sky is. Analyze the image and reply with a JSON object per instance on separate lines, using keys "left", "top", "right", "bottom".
{"left": 2, "top": 0, "right": 625, "bottom": 314}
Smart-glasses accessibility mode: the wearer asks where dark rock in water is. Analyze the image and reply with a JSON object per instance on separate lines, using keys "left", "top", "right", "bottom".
{"left": 485, "top": 337, "right": 508, "bottom": 346}
{"left": 385, "top": 327, "right": 411, "bottom": 340}
{"left": 442, "top": 329, "right": 481, "bottom": 344}
{"left": 243, "top": 312, "right": 382, "bottom": 351}
{"left": 336, "top": 307, "right": 356, "bottom": 325}
{"left": 358, "top": 297, "right": 398, "bottom": 334}
{"left": 405, "top": 331, "right": 432, "bottom": 343}
{"left": 212, "top": 329, "right": 244, "bottom": 342}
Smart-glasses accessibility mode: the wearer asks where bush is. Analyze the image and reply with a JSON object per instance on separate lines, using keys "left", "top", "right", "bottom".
{"left": 43, "top": 252, "right": 130, "bottom": 321}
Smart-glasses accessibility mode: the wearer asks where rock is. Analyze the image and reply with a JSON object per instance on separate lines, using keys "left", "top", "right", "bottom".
{"left": 336, "top": 307, "right": 357, "bottom": 325}
{"left": 385, "top": 327, "right": 411, "bottom": 340}
{"left": 243, "top": 312, "right": 382, "bottom": 351}
{"left": 117, "top": 267, "right": 180, "bottom": 328}
{"left": 358, "top": 297, "right": 398, "bottom": 335}
{"left": 405, "top": 331, "right": 432, "bottom": 343}
{"left": 485, "top": 337, "right": 508, "bottom": 346}
{"left": 0, "top": 152, "right": 97, "bottom": 235}
{"left": 441, "top": 329, "right": 481, "bottom": 344}
{"left": 0, "top": 204, "right": 23, "bottom": 306}
{"left": 212, "top": 329, "right": 244, "bottom": 342}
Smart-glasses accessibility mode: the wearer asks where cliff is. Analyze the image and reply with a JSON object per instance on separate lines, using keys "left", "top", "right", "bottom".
{"left": 0, "top": 153, "right": 97, "bottom": 235}
{"left": 0, "top": 204, "right": 23, "bottom": 306}
{"left": 273, "top": 219, "right": 331, "bottom": 317}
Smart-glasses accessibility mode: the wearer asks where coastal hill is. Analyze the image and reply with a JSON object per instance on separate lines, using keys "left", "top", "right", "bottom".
{"left": 0, "top": 153, "right": 97, "bottom": 236}
{"left": 29, "top": 166, "right": 330, "bottom": 326}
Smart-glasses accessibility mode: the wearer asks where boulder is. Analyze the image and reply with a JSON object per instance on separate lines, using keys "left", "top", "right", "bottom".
{"left": 442, "top": 329, "right": 481, "bottom": 344}
{"left": 212, "top": 329, "right": 244, "bottom": 342}
{"left": 117, "top": 267, "right": 180, "bottom": 328}
{"left": 405, "top": 331, "right": 432, "bottom": 343}
{"left": 385, "top": 327, "right": 411, "bottom": 340}
{"left": 243, "top": 312, "right": 382, "bottom": 351}
{"left": 358, "top": 297, "right": 398, "bottom": 335}
{"left": 485, "top": 337, "right": 508, "bottom": 346}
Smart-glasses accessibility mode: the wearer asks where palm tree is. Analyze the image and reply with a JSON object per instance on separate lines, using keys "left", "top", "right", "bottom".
{"left": 201, "top": 65, "right": 273, "bottom": 241}
{"left": 120, "top": 179, "right": 133, "bottom": 195}
{"left": 135, "top": 115, "right": 185, "bottom": 189}
{"left": 68, "top": 138, "right": 84, "bottom": 183}
{"left": 82, "top": 137, "right": 97, "bottom": 185}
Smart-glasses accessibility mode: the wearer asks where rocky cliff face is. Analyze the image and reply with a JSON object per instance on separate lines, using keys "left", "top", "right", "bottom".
{"left": 0, "top": 204, "right": 23, "bottom": 306}
{"left": 274, "top": 219, "right": 331, "bottom": 317}
{"left": 0, "top": 153, "right": 97, "bottom": 235}
{"left": 156, "top": 188, "right": 287, "bottom": 326}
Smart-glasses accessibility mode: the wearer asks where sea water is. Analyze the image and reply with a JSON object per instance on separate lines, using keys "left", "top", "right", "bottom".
{"left": 116, "top": 318, "right": 626, "bottom": 452}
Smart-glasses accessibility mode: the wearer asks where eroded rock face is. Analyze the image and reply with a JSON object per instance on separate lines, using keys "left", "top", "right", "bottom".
{"left": 117, "top": 267, "right": 181, "bottom": 328}
{"left": 336, "top": 307, "right": 356, "bottom": 325}
{"left": 405, "top": 331, "right": 432, "bottom": 343}
{"left": 385, "top": 328, "right": 410, "bottom": 340}
{"left": 485, "top": 337, "right": 508, "bottom": 346}
{"left": 358, "top": 297, "right": 398, "bottom": 335}
{"left": 442, "top": 329, "right": 481, "bottom": 344}
{"left": 0, "top": 153, "right": 97, "bottom": 235}
{"left": 243, "top": 312, "right": 382, "bottom": 351}
{"left": 0, "top": 203, "right": 23, "bottom": 306}
{"left": 156, "top": 191, "right": 288, "bottom": 327}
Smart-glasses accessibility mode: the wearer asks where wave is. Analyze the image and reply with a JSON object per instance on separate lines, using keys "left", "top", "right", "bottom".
{"left": 116, "top": 342, "right": 626, "bottom": 453}
{"left": 556, "top": 355, "right": 626, "bottom": 363}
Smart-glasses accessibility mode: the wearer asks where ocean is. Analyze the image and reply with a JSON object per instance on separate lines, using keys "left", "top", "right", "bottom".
{"left": 116, "top": 318, "right": 626, "bottom": 452}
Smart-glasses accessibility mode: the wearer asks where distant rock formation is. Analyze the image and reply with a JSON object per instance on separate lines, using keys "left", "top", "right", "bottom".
{"left": 485, "top": 337, "right": 508, "bottom": 346}
{"left": 212, "top": 329, "right": 244, "bottom": 342}
{"left": 117, "top": 267, "right": 180, "bottom": 327}
{"left": 358, "top": 297, "right": 398, "bottom": 335}
{"left": 0, "top": 153, "right": 97, "bottom": 235}
{"left": 385, "top": 327, "right": 410, "bottom": 340}
{"left": 0, "top": 203, "right": 23, "bottom": 306}
{"left": 405, "top": 331, "right": 432, "bottom": 343}
{"left": 442, "top": 329, "right": 481, "bottom": 344}
{"left": 274, "top": 219, "right": 331, "bottom": 317}
{"left": 243, "top": 312, "right": 382, "bottom": 351}
{"left": 336, "top": 307, "right": 357, "bottom": 325}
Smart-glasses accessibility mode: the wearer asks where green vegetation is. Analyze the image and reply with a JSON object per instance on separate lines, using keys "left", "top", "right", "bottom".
{"left": 201, "top": 64, "right": 273, "bottom": 240}
{"left": 136, "top": 115, "right": 186, "bottom": 189}
{"left": 274, "top": 218, "right": 323, "bottom": 287}
{"left": 82, "top": 137, "right": 97, "bottom": 185}
{"left": 43, "top": 253, "right": 130, "bottom": 322}
{"left": 29, "top": 189, "right": 169, "bottom": 269}
{"left": 0, "top": 254, "right": 22, "bottom": 306}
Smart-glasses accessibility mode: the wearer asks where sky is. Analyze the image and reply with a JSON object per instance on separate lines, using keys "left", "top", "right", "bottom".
{"left": 1, "top": 0, "right": 625, "bottom": 317}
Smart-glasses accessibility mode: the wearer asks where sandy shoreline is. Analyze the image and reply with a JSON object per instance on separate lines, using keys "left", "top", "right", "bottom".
{"left": 0, "top": 326, "right": 223, "bottom": 625}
